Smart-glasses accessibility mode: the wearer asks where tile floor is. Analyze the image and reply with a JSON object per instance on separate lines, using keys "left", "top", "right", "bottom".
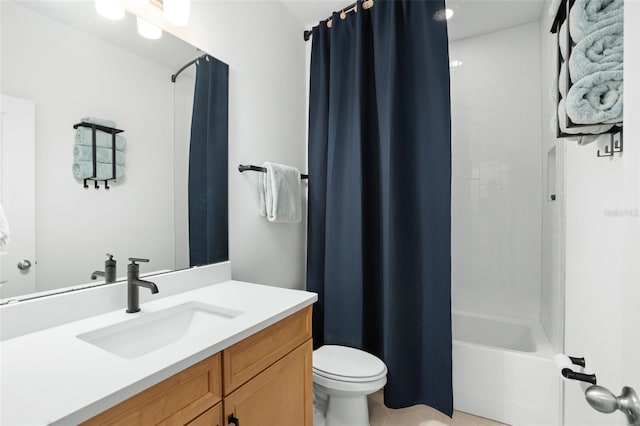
{"left": 368, "top": 391, "right": 508, "bottom": 426}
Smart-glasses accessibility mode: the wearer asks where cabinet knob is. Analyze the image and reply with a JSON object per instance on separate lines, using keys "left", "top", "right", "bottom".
{"left": 228, "top": 414, "right": 239, "bottom": 425}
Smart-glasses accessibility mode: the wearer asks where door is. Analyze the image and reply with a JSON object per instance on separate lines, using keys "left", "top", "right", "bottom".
{"left": 563, "top": 3, "right": 640, "bottom": 424}
{"left": 223, "top": 340, "right": 313, "bottom": 426}
{"left": 0, "top": 94, "right": 36, "bottom": 299}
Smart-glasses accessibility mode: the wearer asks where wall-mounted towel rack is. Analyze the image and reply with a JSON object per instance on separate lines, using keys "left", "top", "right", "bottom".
{"left": 73, "top": 122, "right": 124, "bottom": 189}
{"left": 550, "top": 0, "right": 623, "bottom": 157}
{"left": 238, "top": 164, "right": 308, "bottom": 179}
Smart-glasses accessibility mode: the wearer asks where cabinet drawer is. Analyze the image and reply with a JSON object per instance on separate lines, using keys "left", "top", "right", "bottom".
{"left": 186, "top": 402, "right": 222, "bottom": 426}
{"left": 82, "top": 353, "right": 221, "bottom": 426}
{"left": 222, "top": 306, "right": 312, "bottom": 395}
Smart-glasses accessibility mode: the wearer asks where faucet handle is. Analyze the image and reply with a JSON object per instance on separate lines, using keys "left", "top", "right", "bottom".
{"left": 128, "top": 257, "right": 149, "bottom": 264}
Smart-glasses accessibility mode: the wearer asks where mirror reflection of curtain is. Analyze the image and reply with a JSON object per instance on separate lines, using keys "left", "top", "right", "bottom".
{"left": 188, "top": 56, "right": 229, "bottom": 267}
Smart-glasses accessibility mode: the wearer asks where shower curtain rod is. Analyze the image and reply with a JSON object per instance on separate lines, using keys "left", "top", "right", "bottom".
{"left": 171, "top": 54, "right": 208, "bottom": 83}
{"left": 303, "top": 0, "right": 374, "bottom": 41}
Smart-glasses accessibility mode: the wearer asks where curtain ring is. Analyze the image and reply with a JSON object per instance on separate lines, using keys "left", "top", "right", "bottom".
{"left": 327, "top": 18, "right": 333, "bottom": 28}
{"left": 340, "top": 9, "right": 347, "bottom": 20}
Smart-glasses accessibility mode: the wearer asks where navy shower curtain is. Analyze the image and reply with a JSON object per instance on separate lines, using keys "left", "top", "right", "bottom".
{"left": 307, "top": 0, "right": 453, "bottom": 416}
{"left": 188, "top": 56, "right": 229, "bottom": 267}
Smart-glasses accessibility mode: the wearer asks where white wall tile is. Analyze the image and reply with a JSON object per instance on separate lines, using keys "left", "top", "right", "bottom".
{"left": 450, "top": 23, "right": 543, "bottom": 320}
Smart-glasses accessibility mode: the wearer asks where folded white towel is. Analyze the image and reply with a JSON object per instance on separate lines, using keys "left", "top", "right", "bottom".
{"left": 0, "top": 204, "right": 10, "bottom": 247}
{"left": 258, "top": 162, "right": 301, "bottom": 223}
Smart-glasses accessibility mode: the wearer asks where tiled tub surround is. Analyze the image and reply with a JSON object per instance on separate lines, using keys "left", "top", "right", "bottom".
{"left": 0, "top": 263, "right": 316, "bottom": 425}
{"left": 450, "top": 22, "right": 544, "bottom": 320}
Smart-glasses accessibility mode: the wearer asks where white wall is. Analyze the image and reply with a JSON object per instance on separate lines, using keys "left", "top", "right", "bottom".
{"left": 1, "top": 2, "right": 176, "bottom": 292}
{"left": 562, "top": 1, "right": 640, "bottom": 423}
{"left": 450, "top": 23, "right": 543, "bottom": 320}
{"left": 127, "top": 1, "right": 308, "bottom": 290}
{"left": 539, "top": 5, "right": 566, "bottom": 354}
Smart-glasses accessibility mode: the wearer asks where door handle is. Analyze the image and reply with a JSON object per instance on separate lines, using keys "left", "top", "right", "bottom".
{"left": 586, "top": 385, "right": 640, "bottom": 426}
{"left": 17, "top": 260, "right": 31, "bottom": 271}
{"left": 228, "top": 414, "right": 239, "bottom": 425}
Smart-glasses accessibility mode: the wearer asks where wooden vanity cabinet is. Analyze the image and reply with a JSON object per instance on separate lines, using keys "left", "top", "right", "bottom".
{"left": 81, "top": 354, "right": 222, "bottom": 426}
{"left": 82, "top": 306, "right": 312, "bottom": 426}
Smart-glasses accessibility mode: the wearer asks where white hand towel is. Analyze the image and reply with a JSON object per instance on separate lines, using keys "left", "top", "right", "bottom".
{"left": 258, "top": 162, "right": 301, "bottom": 223}
{"left": 0, "top": 204, "right": 10, "bottom": 247}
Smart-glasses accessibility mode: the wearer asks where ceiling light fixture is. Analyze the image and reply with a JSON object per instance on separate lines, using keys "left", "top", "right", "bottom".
{"left": 163, "top": 0, "right": 191, "bottom": 27}
{"left": 95, "top": 0, "right": 125, "bottom": 20}
{"left": 136, "top": 17, "right": 162, "bottom": 39}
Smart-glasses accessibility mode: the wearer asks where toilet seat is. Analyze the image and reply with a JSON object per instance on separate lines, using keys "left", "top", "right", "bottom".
{"left": 313, "top": 345, "right": 387, "bottom": 383}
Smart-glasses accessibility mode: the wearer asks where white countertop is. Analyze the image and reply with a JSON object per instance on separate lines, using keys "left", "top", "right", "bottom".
{"left": 0, "top": 280, "right": 317, "bottom": 425}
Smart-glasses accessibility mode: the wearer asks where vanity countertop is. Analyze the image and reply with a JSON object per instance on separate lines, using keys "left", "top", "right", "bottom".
{"left": 0, "top": 280, "right": 317, "bottom": 425}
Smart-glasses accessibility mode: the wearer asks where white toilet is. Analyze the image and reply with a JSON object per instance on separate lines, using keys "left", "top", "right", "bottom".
{"left": 312, "top": 345, "right": 388, "bottom": 426}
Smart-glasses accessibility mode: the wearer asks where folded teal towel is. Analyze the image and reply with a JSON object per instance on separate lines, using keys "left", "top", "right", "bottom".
{"left": 555, "top": 99, "right": 613, "bottom": 140}
{"left": 75, "top": 127, "right": 126, "bottom": 151}
{"left": 81, "top": 117, "right": 116, "bottom": 128}
{"left": 566, "top": 70, "right": 623, "bottom": 124}
{"left": 569, "top": 0, "right": 623, "bottom": 42}
{"left": 559, "top": 63, "right": 568, "bottom": 97}
{"left": 72, "top": 160, "right": 124, "bottom": 180}
{"left": 570, "top": 22, "right": 623, "bottom": 82}
{"left": 559, "top": 22, "right": 571, "bottom": 60}
{"left": 73, "top": 144, "right": 125, "bottom": 165}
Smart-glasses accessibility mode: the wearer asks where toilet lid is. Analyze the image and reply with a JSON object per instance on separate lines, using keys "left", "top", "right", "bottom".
{"left": 313, "top": 345, "right": 387, "bottom": 380}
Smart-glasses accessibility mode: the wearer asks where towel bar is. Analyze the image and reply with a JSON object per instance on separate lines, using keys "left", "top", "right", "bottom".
{"left": 238, "top": 164, "right": 308, "bottom": 179}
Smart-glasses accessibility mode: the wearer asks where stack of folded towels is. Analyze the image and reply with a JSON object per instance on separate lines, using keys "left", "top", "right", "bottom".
{"left": 72, "top": 117, "right": 126, "bottom": 180}
{"left": 551, "top": 0, "right": 623, "bottom": 144}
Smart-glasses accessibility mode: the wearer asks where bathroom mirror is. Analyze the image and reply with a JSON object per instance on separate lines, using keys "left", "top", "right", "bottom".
{"left": 0, "top": 0, "right": 228, "bottom": 301}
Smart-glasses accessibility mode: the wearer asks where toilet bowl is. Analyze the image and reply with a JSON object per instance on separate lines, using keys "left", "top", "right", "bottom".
{"left": 312, "top": 345, "right": 388, "bottom": 426}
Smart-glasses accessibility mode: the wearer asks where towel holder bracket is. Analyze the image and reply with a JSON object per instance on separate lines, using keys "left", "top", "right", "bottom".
{"left": 74, "top": 122, "right": 124, "bottom": 190}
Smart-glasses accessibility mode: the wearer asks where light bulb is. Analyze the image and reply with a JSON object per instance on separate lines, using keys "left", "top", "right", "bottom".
{"left": 434, "top": 7, "right": 455, "bottom": 21}
{"left": 445, "top": 8, "right": 455, "bottom": 20}
{"left": 95, "top": 0, "right": 125, "bottom": 20}
{"left": 137, "top": 17, "right": 162, "bottom": 39}
{"left": 449, "top": 60, "right": 463, "bottom": 69}
{"left": 163, "top": 0, "right": 191, "bottom": 27}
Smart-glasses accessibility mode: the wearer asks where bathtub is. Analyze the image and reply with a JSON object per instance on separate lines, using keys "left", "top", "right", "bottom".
{"left": 452, "top": 311, "right": 561, "bottom": 426}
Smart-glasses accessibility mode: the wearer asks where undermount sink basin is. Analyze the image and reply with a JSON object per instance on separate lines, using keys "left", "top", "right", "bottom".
{"left": 77, "top": 301, "right": 243, "bottom": 359}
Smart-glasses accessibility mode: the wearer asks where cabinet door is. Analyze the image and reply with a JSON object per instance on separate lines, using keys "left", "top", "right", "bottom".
{"left": 224, "top": 340, "right": 312, "bottom": 426}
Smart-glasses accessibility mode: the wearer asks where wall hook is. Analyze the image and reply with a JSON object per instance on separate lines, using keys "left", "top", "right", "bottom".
{"left": 597, "top": 130, "right": 623, "bottom": 158}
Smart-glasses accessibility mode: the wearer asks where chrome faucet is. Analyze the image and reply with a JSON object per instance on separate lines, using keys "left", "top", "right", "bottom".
{"left": 91, "top": 253, "right": 117, "bottom": 283}
{"left": 126, "top": 258, "right": 158, "bottom": 313}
